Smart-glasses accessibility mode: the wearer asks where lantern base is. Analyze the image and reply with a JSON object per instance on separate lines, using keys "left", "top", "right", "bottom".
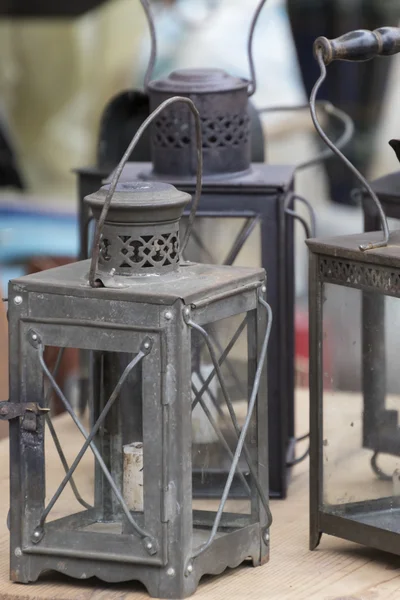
{"left": 11, "top": 521, "right": 267, "bottom": 598}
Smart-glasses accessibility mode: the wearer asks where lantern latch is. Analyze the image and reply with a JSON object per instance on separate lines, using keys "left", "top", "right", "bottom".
{"left": 0, "top": 401, "right": 49, "bottom": 431}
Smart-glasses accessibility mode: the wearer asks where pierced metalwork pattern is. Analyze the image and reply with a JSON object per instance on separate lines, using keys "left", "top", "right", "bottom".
{"left": 113, "top": 233, "right": 180, "bottom": 271}
{"left": 319, "top": 256, "right": 400, "bottom": 294}
{"left": 154, "top": 114, "right": 191, "bottom": 149}
{"left": 153, "top": 112, "right": 249, "bottom": 150}
{"left": 201, "top": 114, "right": 249, "bottom": 149}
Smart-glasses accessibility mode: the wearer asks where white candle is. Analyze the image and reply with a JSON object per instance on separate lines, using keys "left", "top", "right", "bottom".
{"left": 123, "top": 442, "right": 144, "bottom": 512}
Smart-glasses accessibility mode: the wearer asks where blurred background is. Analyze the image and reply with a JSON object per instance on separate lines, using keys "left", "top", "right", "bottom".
{"left": 1, "top": 0, "right": 400, "bottom": 421}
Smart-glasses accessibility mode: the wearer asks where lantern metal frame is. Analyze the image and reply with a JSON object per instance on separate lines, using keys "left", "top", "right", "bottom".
{"left": 307, "top": 25, "right": 400, "bottom": 554}
{"left": 75, "top": 0, "right": 297, "bottom": 499}
{"left": 308, "top": 230, "right": 400, "bottom": 554}
{"left": 75, "top": 0, "right": 355, "bottom": 498}
{"left": 8, "top": 260, "right": 271, "bottom": 597}
{"left": 6, "top": 97, "right": 272, "bottom": 598}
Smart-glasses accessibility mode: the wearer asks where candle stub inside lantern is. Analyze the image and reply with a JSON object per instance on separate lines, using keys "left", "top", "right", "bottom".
{"left": 123, "top": 442, "right": 144, "bottom": 512}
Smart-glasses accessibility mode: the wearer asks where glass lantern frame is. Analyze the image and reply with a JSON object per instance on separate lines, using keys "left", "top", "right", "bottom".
{"left": 308, "top": 230, "right": 400, "bottom": 556}
{"left": 8, "top": 259, "right": 270, "bottom": 598}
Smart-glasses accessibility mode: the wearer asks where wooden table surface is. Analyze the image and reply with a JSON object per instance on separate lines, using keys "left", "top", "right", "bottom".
{"left": 1, "top": 390, "right": 400, "bottom": 600}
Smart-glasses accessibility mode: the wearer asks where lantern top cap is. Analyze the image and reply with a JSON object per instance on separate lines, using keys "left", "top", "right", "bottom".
{"left": 307, "top": 230, "right": 400, "bottom": 267}
{"left": 148, "top": 68, "right": 248, "bottom": 94}
{"left": 84, "top": 181, "right": 191, "bottom": 223}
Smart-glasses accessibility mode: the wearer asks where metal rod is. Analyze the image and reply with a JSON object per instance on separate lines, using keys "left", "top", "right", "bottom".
{"left": 43, "top": 348, "right": 92, "bottom": 510}
{"left": 37, "top": 344, "right": 152, "bottom": 542}
{"left": 193, "top": 369, "right": 224, "bottom": 419}
{"left": 259, "top": 101, "right": 354, "bottom": 170}
{"left": 191, "top": 316, "right": 248, "bottom": 412}
{"left": 191, "top": 382, "right": 251, "bottom": 496}
{"left": 140, "top": 0, "right": 157, "bottom": 89}
{"left": 285, "top": 209, "right": 311, "bottom": 240}
{"left": 45, "top": 415, "right": 92, "bottom": 511}
{"left": 371, "top": 451, "right": 392, "bottom": 482}
{"left": 290, "top": 193, "right": 317, "bottom": 238}
{"left": 89, "top": 96, "right": 203, "bottom": 286}
{"left": 207, "top": 326, "right": 247, "bottom": 400}
{"left": 310, "top": 49, "right": 389, "bottom": 250}
{"left": 187, "top": 313, "right": 271, "bottom": 532}
{"left": 283, "top": 192, "right": 313, "bottom": 463}
{"left": 190, "top": 297, "right": 273, "bottom": 560}
{"left": 186, "top": 227, "right": 215, "bottom": 264}
{"left": 223, "top": 216, "right": 260, "bottom": 266}
{"left": 247, "top": 0, "right": 269, "bottom": 97}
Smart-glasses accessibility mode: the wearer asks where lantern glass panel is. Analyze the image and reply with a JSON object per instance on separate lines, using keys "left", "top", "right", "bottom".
{"left": 182, "top": 217, "right": 261, "bottom": 270}
{"left": 191, "top": 311, "right": 252, "bottom": 516}
{"left": 321, "top": 282, "right": 400, "bottom": 529}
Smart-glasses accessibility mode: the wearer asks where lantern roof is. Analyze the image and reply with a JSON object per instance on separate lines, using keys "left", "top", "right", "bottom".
{"left": 307, "top": 230, "right": 400, "bottom": 268}
{"left": 10, "top": 260, "right": 265, "bottom": 306}
{"left": 85, "top": 181, "right": 190, "bottom": 224}
{"left": 104, "top": 162, "right": 296, "bottom": 191}
{"left": 148, "top": 68, "right": 248, "bottom": 95}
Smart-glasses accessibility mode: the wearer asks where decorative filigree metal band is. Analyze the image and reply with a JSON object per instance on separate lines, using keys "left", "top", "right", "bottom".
{"left": 154, "top": 112, "right": 249, "bottom": 150}
{"left": 100, "top": 232, "right": 179, "bottom": 273}
{"left": 319, "top": 256, "right": 400, "bottom": 295}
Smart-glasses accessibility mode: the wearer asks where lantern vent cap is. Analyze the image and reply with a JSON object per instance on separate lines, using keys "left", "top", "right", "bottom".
{"left": 84, "top": 181, "right": 191, "bottom": 224}
{"left": 148, "top": 68, "right": 248, "bottom": 94}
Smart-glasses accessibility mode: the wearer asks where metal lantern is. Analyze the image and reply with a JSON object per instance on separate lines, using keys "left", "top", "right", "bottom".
{"left": 77, "top": 0, "right": 298, "bottom": 499}
{"left": 307, "top": 27, "right": 400, "bottom": 554}
{"left": 6, "top": 99, "right": 272, "bottom": 598}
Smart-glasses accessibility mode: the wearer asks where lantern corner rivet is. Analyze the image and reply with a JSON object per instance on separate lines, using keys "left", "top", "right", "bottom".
{"left": 141, "top": 338, "right": 153, "bottom": 354}
{"left": 184, "top": 307, "right": 190, "bottom": 316}
{"left": 143, "top": 536, "right": 157, "bottom": 555}
{"left": 166, "top": 567, "right": 175, "bottom": 577}
{"left": 185, "top": 562, "right": 193, "bottom": 576}
{"left": 165, "top": 311, "right": 173, "bottom": 321}
{"left": 14, "top": 547, "right": 22, "bottom": 557}
{"left": 31, "top": 528, "right": 44, "bottom": 544}
{"left": 28, "top": 330, "right": 41, "bottom": 348}
{"left": 263, "top": 530, "right": 270, "bottom": 544}
{"left": 13, "top": 296, "right": 22, "bottom": 305}
{"left": 261, "top": 285, "right": 266, "bottom": 294}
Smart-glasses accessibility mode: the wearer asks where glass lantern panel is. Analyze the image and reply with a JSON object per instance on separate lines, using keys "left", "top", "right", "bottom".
{"left": 191, "top": 311, "right": 253, "bottom": 532}
{"left": 44, "top": 347, "right": 144, "bottom": 535}
{"left": 183, "top": 217, "right": 261, "bottom": 271}
{"left": 322, "top": 283, "right": 400, "bottom": 531}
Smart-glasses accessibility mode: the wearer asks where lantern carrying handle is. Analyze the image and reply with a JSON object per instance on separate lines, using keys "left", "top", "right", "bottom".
{"left": 314, "top": 27, "right": 400, "bottom": 66}
{"left": 247, "top": 0, "right": 269, "bottom": 97}
{"left": 89, "top": 96, "right": 203, "bottom": 287}
{"left": 140, "top": 0, "right": 157, "bottom": 89}
{"left": 140, "top": 0, "right": 268, "bottom": 96}
{"left": 258, "top": 101, "right": 354, "bottom": 171}
{"left": 310, "top": 47, "right": 389, "bottom": 251}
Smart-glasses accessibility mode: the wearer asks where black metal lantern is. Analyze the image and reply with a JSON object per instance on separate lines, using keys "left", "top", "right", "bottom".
{"left": 76, "top": 0, "right": 295, "bottom": 499}
{"left": 6, "top": 98, "right": 272, "bottom": 598}
{"left": 307, "top": 27, "right": 400, "bottom": 554}
{"left": 75, "top": 0, "right": 354, "bottom": 498}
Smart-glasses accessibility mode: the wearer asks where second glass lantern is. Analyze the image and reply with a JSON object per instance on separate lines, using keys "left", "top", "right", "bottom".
{"left": 307, "top": 26, "right": 400, "bottom": 555}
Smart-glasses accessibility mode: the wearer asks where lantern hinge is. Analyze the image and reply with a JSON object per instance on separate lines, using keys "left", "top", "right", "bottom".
{"left": 0, "top": 401, "right": 49, "bottom": 432}
{"left": 162, "top": 483, "right": 177, "bottom": 523}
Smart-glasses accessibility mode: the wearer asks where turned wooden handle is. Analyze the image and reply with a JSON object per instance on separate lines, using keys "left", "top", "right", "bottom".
{"left": 314, "top": 27, "right": 400, "bottom": 65}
